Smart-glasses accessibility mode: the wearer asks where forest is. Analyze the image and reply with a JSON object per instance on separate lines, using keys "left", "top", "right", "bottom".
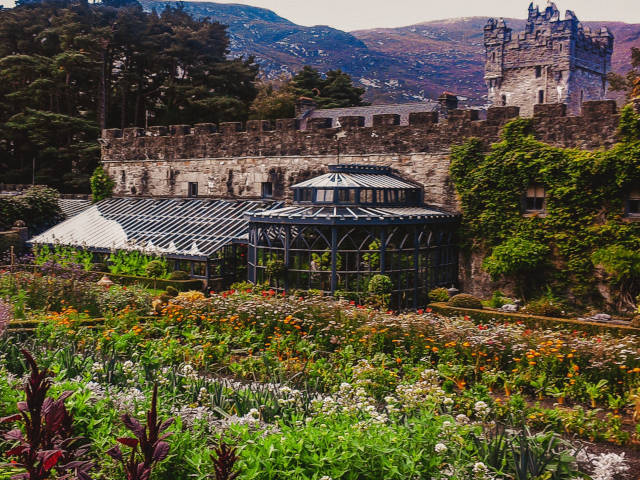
{"left": 0, "top": 0, "right": 365, "bottom": 191}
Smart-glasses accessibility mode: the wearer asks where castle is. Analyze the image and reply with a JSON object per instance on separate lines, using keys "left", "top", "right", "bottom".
{"left": 34, "top": 2, "right": 635, "bottom": 300}
{"left": 484, "top": 2, "right": 613, "bottom": 116}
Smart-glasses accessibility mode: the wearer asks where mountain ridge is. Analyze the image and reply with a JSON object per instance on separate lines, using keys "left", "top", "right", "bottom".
{"left": 139, "top": 0, "right": 640, "bottom": 104}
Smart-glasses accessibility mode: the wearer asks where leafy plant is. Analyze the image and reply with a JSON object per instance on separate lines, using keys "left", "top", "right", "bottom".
{"left": 106, "top": 384, "right": 173, "bottom": 480}
{"left": 211, "top": 440, "right": 240, "bottom": 480}
{"left": 89, "top": 165, "right": 115, "bottom": 203}
{"left": 169, "top": 271, "right": 190, "bottom": 281}
{"left": 0, "top": 350, "right": 93, "bottom": 480}
{"left": 428, "top": 287, "right": 450, "bottom": 303}
{"left": 144, "top": 260, "right": 167, "bottom": 279}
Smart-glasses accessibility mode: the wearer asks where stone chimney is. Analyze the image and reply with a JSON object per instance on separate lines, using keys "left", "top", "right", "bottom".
{"left": 295, "top": 97, "right": 318, "bottom": 118}
{"left": 438, "top": 92, "right": 459, "bottom": 117}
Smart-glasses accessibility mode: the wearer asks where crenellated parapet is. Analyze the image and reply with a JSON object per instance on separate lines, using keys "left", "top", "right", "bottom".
{"left": 100, "top": 101, "right": 620, "bottom": 163}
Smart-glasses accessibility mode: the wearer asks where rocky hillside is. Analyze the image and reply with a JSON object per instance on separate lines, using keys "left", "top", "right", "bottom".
{"left": 140, "top": 0, "right": 640, "bottom": 105}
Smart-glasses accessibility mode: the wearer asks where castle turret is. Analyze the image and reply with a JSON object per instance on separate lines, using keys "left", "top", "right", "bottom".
{"left": 484, "top": 2, "right": 613, "bottom": 116}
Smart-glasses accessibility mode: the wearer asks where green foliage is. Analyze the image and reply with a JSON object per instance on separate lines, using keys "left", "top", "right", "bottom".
{"left": 288, "top": 66, "right": 366, "bottom": 109}
{"left": 165, "top": 286, "right": 179, "bottom": 297}
{"left": 448, "top": 293, "right": 483, "bottom": 309}
{"left": 523, "top": 297, "right": 566, "bottom": 318}
{"left": 108, "top": 250, "right": 169, "bottom": 279}
{"left": 592, "top": 245, "right": 640, "bottom": 308}
{"left": 89, "top": 165, "right": 114, "bottom": 203}
{"left": 367, "top": 274, "right": 393, "bottom": 296}
{"left": 0, "top": 1, "right": 259, "bottom": 191}
{"left": 169, "top": 270, "right": 190, "bottom": 281}
{"left": 265, "top": 259, "right": 286, "bottom": 280}
{"left": 483, "top": 236, "right": 550, "bottom": 280}
{"left": 362, "top": 239, "right": 381, "bottom": 270}
{"left": 0, "top": 186, "right": 62, "bottom": 233}
{"left": 450, "top": 109, "right": 640, "bottom": 309}
{"left": 145, "top": 259, "right": 168, "bottom": 279}
{"left": 34, "top": 244, "right": 94, "bottom": 271}
{"left": 487, "top": 291, "right": 512, "bottom": 309}
{"left": 428, "top": 287, "right": 450, "bottom": 303}
{"left": 249, "top": 81, "right": 296, "bottom": 120}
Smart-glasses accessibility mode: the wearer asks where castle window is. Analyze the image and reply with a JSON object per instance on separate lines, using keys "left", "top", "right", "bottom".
{"left": 501, "top": 95, "right": 507, "bottom": 106}
{"left": 524, "top": 184, "right": 546, "bottom": 213}
{"left": 535, "top": 66, "right": 542, "bottom": 78}
{"left": 188, "top": 182, "right": 198, "bottom": 198}
{"left": 120, "top": 170, "right": 126, "bottom": 184}
{"left": 261, "top": 181, "right": 273, "bottom": 198}
{"left": 538, "top": 90, "right": 545, "bottom": 104}
{"left": 626, "top": 192, "right": 640, "bottom": 217}
{"left": 492, "top": 52, "right": 496, "bottom": 62}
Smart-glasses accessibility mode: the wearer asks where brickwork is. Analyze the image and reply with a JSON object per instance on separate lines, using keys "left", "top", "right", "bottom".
{"left": 484, "top": 2, "right": 613, "bottom": 116}
{"left": 101, "top": 101, "right": 619, "bottom": 205}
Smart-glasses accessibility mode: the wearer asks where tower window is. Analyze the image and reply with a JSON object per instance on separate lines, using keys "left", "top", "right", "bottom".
{"left": 627, "top": 192, "right": 640, "bottom": 217}
{"left": 524, "top": 184, "right": 546, "bottom": 212}
{"left": 188, "top": 182, "right": 198, "bottom": 198}
{"left": 492, "top": 52, "right": 496, "bottom": 62}
{"left": 501, "top": 95, "right": 507, "bottom": 106}
{"left": 535, "top": 66, "right": 542, "bottom": 78}
{"left": 538, "top": 90, "right": 545, "bottom": 104}
{"left": 261, "top": 182, "right": 273, "bottom": 198}
{"left": 120, "top": 170, "right": 126, "bottom": 184}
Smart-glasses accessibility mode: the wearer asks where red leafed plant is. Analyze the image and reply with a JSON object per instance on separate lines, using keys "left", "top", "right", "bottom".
{"left": 0, "top": 349, "right": 94, "bottom": 480}
{"left": 106, "top": 384, "right": 173, "bottom": 480}
{"left": 211, "top": 440, "right": 240, "bottom": 480}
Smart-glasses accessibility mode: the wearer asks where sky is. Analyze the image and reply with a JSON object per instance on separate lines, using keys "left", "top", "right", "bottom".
{"left": 1, "top": 0, "right": 639, "bottom": 30}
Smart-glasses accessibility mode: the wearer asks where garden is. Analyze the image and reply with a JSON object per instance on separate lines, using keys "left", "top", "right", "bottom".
{"left": 0, "top": 267, "right": 639, "bottom": 480}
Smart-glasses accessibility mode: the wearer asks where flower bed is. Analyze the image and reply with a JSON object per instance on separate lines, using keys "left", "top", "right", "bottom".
{"left": 0, "top": 276, "right": 639, "bottom": 479}
{"left": 429, "top": 302, "right": 640, "bottom": 336}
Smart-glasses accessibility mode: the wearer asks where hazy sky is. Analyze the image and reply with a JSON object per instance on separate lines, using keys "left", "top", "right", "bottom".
{"left": 1, "top": 0, "right": 639, "bottom": 30}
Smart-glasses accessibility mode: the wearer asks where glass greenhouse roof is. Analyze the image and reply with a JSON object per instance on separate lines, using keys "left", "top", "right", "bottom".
{"left": 248, "top": 204, "right": 457, "bottom": 225}
{"left": 30, "top": 198, "right": 283, "bottom": 259}
{"left": 292, "top": 165, "right": 419, "bottom": 190}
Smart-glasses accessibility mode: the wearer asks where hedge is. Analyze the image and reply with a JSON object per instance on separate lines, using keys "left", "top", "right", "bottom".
{"left": 428, "top": 302, "right": 640, "bottom": 337}
{"left": 96, "top": 272, "right": 204, "bottom": 291}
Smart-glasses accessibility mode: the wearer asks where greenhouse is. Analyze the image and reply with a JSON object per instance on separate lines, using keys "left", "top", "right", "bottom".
{"left": 247, "top": 164, "right": 459, "bottom": 310}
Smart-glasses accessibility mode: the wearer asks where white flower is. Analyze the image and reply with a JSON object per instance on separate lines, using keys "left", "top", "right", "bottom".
{"left": 589, "top": 452, "right": 629, "bottom": 480}
{"left": 443, "top": 397, "right": 454, "bottom": 406}
{"left": 435, "top": 443, "right": 448, "bottom": 454}
{"left": 319, "top": 476, "right": 333, "bottom": 480}
{"left": 455, "top": 414, "right": 469, "bottom": 425}
{"left": 474, "top": 400, "right": 490, "bottom": 416}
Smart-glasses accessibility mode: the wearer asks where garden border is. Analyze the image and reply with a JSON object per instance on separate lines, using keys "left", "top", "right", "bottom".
{"left": 428, "top": 303, "right": 640, "bottom": 336}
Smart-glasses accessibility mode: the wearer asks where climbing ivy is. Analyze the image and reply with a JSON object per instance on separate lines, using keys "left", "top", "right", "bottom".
{"left": 450, "top": 105, "right": 640, "bottom": 308}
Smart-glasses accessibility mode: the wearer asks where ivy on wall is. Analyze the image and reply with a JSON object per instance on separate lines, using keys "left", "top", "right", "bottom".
{"left": 450, "top": 105, "right": 640, "bottom": 308}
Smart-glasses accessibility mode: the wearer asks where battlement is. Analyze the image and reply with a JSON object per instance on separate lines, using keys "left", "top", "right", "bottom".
{"left": 100, "top": 101, "right": 620, "bottom": 164}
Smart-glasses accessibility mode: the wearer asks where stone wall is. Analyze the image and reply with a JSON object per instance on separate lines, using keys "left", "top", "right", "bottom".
{"left": 101, "top": 101, "right": 620, "bottom": 205}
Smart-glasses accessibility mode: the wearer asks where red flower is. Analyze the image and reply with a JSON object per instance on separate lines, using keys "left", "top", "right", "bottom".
{"left": 209, "top": 290, "right": 215, "bottom": 295}
{"left": 425, "top": 307, "right": 432, "bottom": 313}
{"left": 349, "top": 300, "right": 356, "bottom": 305}
{"left": 417, "top": 309, "right": 424, "bottom": 314}
{"left": 463, "top": 315, "right": 470, "bottom": 321}
{"left": 230, "top": 289, "right": 235, "bottom": 294}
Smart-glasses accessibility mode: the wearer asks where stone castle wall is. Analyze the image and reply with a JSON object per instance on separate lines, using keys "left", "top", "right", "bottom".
{"left": 101, "top": 101, "right": 619, "bottom": 208}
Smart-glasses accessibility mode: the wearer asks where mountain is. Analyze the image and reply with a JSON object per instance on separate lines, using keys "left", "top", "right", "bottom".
{"left": 140, "top": 0, "right": 640, "bottom": 105}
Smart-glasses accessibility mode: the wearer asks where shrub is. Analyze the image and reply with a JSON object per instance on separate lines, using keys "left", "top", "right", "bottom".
{"left": 265, "top": 259, "right": 286, "bottom": 281}
{"left": 165, "top": 286, "right": 179, "bottom": 297}
{"left": 428, "top": 287, "right": 450, "bottom": 303}
{"left": 90, "top": 165, "right": 114, "bottom": 203}
{"left": 145, "top": 260, "right": 166, "bottom": 278}
{"left": 448, "top": 294, "right": 483, "bottom": 309}
{"left": 368, "top": 274, "right": 393, "bottom": 296}
{"left": 169, "top": 270, "right": 190, "bottom": 280}
{"left": 487, "top": 290, "right": 513, "bottom": 308}
{"left": 0, "top": 185, "right": 62, "bottom": 233}
{"left": 0, "top": 298, "right": 11, "bottom": 336}
{"left": 523, "top": 298, "right": 566, "bottom": 317}
{"left": 175, "top": 290, "right": 205, "bottom": 303}
{"left": 483, "top": 237, "right": 550, "bottom": 280}
{"left": 91, "top": 262, "right": 107, "bottom": 272}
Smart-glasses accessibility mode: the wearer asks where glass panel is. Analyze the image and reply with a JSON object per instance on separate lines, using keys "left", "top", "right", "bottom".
{"left": 316, "top": 189, "right": 334, "bottom": 203}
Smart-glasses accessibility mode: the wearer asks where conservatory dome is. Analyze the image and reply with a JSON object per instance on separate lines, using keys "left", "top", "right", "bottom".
{"left": 247, "top": 165, "right": 459, "bottom": 310}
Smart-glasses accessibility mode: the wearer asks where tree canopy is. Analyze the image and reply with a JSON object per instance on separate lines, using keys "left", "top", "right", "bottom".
{"left": 0, "top": 0, "right": 259, "bottom": 191}
{"left": 250, "top": 67, "right": 367, "bottom": 120}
